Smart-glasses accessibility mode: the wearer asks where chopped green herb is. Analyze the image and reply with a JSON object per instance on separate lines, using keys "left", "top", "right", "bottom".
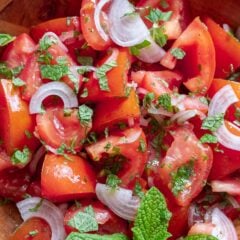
{"left": 12, "top": 77, "right": 26, "bottom": 87}
{"left": 0, "top": 33, "right": 15, "bottom": 46}
{"left": 171, "top": 160, "right": 194, "bottom": 196}
{"left": 80, "top": 88, "right": 88, "bottom": 98}
{"left": 146, "top": 8, "right": 172, "bottom": 23}
{"left": 67, "top": 205, "right": 98, "bottom": 233}
{"left": 38, "top": 52, "right": 53, "bottom": 64}
{"left": 28, "top": 230, "right": 39, "bottom": 237}
{"left": 95, "top": 60, "right": 117, "bottom": 91}
{"left": 11, "top": 147, "right": 31, "bottom": 165}
{"left": 56, "top": 56, "right": 68, "bottom": 65}
{"left": 104, "top": 127, "right": 109, "bottom": 138}
{"left": 170, "top": 48, "right": 186, "bottom": 59}
{"left": 122, "top": 11, "right": 137, "bottom": 18}
{"left": 201, "top": 113, "right": 224, "bottom": 132}
{"left": 66, "top": 232, "right": 128, "bottom": 240}
{"left": 104, "top": 142, "right": 112, "bottom": 151}
{"left": 24, "top": 130, "right": 33, "bottom": 139}
{"left": 86, "top": 132, "right": 98, "bottom": 144}
{"left": 227, "top": 68, "right": 240, "bottom": 82}
{"left": 199, "top": 96, "right": 209, "bottom": 105}
{"left": 138, "top": 138, "right": 146, "bottom": 152}
{"left": 200, "top": 134, "right": 218, "bottom": 144}
{"left": 150, "top": 25, "right": 168, "bottom": 47}
{"left": 106, "top": 174, "right": 122, "bottom": 189}
{"left": 133, "top": 182, "right": 144, "bottom": 199}
{"left": 78, "top": 104, "right": 93, "bottom": 126}
{"left": 132, "top": 187, "right": 172, "bottom": 240}
{"left": 29, "top": 199, "right": 43, "bottom": 212}
{"left": 143, "top": 92, "right": 155, "bottom": 108}
{"left": 0, "top": 63, "right": 23, "bottom": 79}
{"left": 40, "top": 64, "right": 69, "bottom": 81}
{"left": 77, "top": 56, "right": 93, "bottom": 66}
{"left": 183, "top": 235, "right": 219, "bottom": 240}
{"left": 118, "top": 122, "right": 127, "bottom": 130}
{"left": 38, "top": 35, "right": 57, "bottom": 51}
{"left": 130, "top": 40, "right": 151, "bottom": 56}
{"left": 157, "top": 93, "right": 172, "bottom": 112}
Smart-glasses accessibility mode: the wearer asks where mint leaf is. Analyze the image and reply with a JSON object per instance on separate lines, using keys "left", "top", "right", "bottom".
{"left": 0, "top": 34, "right": 15, "bottom": 46}
{"left": 130, "top": 40, "right": 151, "bottom": 56}
{"left": 40, "top": 64, "right": 69, "bottom": 81}
{"left": 146, "top": 8, "right": 172, "bottom": 23}
{"left": 150, "top": 26, "right": 168, "bottom": 47}
{"left": 201, "top": 113, "right": 224, "bottom": 132}
{"left": 67, "top": 205, "right": 98, "bottom": 233}
{"left": 12, "top": 77, "right": 26, "bottom": 87}
{"left": 132, "top": 187, "right": 172, "bottom": 240}
{"left": 143, "top": 92, "right": 155, "bottom": 108}
{"left": 66, "top": 232, "right": 129, "bottom": 240}
{"left": 38, "top": 52, "right": 53, "bottom": 64}
{"left": 96, "top": 60, "right": 117, "bottom": 91}
{"left": 106, "top": 174, "right": 122, "bottom": 189}
{"left": 133, "top": 182, "right": 144, "bottom": 199}
{"left": 157, "top": 93, "right": 172, "bottom": 112}
{"left": 138, "top": 138, "right": 147, "bottom": 153}
{"left": 78, "top": 104, "right": 93, "bottom": 126}
{"left": 170, "top": 48, "right": 186, "bottom": 59}
{"left": 0, "top": 63, "right": 23, "bottom": 79}
{"left": 183, "top": 235, "right": 219, "bottom": 240}
{"left": 38, "top": 35, "right": 57, "bottom": 51}
{"left": 11, "top": 147, "right": 31, "bottom": 165}
{"left": 200, "top": 134, "right": 218, "bottom": 144}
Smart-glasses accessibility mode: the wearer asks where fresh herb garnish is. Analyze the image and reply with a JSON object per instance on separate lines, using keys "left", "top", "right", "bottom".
{"left": 12, "top": 77, "right": 26, "bottom": 87}
{"left": 11, "top": 147, "right": 31, "bottom": 165}
{"left": 38, "top": 35, "right": 57, "bottom": 51}
{"left": 0, "top": 63, "right": 23, "bottom": 79}
{"left": 201, "top": 113, "right": 224, "bottom": 132}
{"left": 80, "top": 88, "right": 88, "bottom": 98}
{"left": 40, "top": 64, "right": 69, "bottom": 81}
{"left": 183, "top": 235, "right": 219, "bottom": 240}
{"left": 133, "top": 181, "right": 144, "bottom": 199}
{"left": 28, "top": 230, "right": 39, "bottom": 237}
{"left": 0, "top": 33, "right": 15, "bottom": 46}
{"left": 77, "top": 56, "right": 94, "bottom": 66}
{"left": 146, "top": 8, "right": 172, "bottom": 23}
{"left": 170, "top": 48, "right": 186, "bottom": 59}
{"left": 38, "top": 52, "right": 53, "bottom": 64}
{"left": 106, "top": 174, "right": 122, "bottom": 189}
{"left": 130, "top": 40, "right": 151, "bottom": 56}
{"left": 157, "top": 93, "right": 172, "bottom": 112}
{"left": 66, "top": 232, "right": 128, "bottom": 240}
{"left": 29, "top": 199, "right": 43, "bottom": 212}
{"left": 143, "top": 92, "right": 155, "bottom": 108}
{"left": 200, "top": 134, "right": 218, "bottom": 144}
{"left": 150, "top": 25, "right": 168, "bottom": 47}
{"left": 138, "top": 138, "right": 147, "bottom": 153}
{"left": 78, "top": 104, "right": 93, "bottom": 126}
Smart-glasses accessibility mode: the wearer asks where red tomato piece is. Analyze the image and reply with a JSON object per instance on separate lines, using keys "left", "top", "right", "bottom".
{"left": 0, "top": 79, "right": 39, "bottom": 155}
{"left": 204, "top": 17, "right": 240, "bottom": 78}
{"left": 81, "top": 48, "right": 131, "bottom": 102}
{"left": 93, "top": 89, "right": 140, "bottom": 132}
{"left": 85, "top": 127, "right": 148, "bottom": 186}
{"left": 41, "top": 153, "right": 96, "bottom": 202}
{"left": 80, "top": 0, "right": 112, "bottom": 50}
{"left": 155, "top": 125, "right": 213, "bottom": 206}
{"left": 9, "top": 218, "right": 51, "bottom": 240}
{"left": 0, "top": 148, "right": 13, "bottom": 172}
{"left": 1, "top": 33, "right": 36, "bottom": 68}
{"left": 35, "top": 108, "right": 92, "bottom": 151}
{"left": 161, "top": 17, "right": 216, "bottom": 95}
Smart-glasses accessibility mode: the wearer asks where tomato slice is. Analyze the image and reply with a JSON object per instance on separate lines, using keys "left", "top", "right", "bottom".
{"left": 155, "top": 125, "right": 213, "bottom": 206}
{"left": 0, "top": 79, "right": 39, "bottom": 155}
{"left": 93, "top": 89, "right": 140, "bottom": 132}
{"left": 85, "top": 127, "right": 148, "bottom": 186}
{"left": 41, "top": 153, "right": 96, "bottom": 202}
{"left": 204, "top": 17, "right": 240, "bottom": 78}
{"left": 35, "top": 107, "right": 91, "bottom": 151}
{"left": 161, "top": 17, "right": 216, "bottom": 95}
{"left": 80, "top": 0, "right": 112, "bottom": 50}
{"left": 1, "top": 33, "right": 36, "bottom": 68}
{"left": 9, "top": 218, "right": 51, "bottom": 240}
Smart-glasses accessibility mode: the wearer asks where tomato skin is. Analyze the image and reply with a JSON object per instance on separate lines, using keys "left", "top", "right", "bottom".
{"left": 93, "top": 89, "right": 140, "bottom": 132}
{"left": 35, "top": 108, "right": 91, "bottom": 151}
{"left": 80, "top": 0, "right": 112, "bottom": 51}
{"left": 86, "top": 127, "right": 148, "bottom": 186}
{"left": 1, "top": 33, "right": 36, "bottom": 68}
{"left": 81, "top": 48, "right": 131, "bottom": 102}
{"left": 41, "top": 153, "right": 96, "bottom": 202}
{"left": 0, "top": 79, "right": 39, "bottom": 155}
{"left": 9, "top": 218, "right": 51, "bottom": 240}
{"left": 204, "top": 17, "right": 240, "bottom": 78}
{"left": 161, "top": 17, "right": 216, "bottom": 95}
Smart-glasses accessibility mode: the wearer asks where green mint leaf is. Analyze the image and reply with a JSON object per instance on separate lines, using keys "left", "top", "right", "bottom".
{"left": 171, "top": 160, "right": 195, "bottom": 196}
{"left": 0, "top": 63, "right": 13, "bottom": 78}
{"left": 77, "top": 56, "right": 93, "bottom": 66}
{"left": 28, "top": 230, "right": 39, "bottom": 237}
{"left": 132, "top": 187, "right": 172, "bottom": 240}
{"left": 38, "top": 52, "right": 53, "bottom": 64}
{"left": 157, "top": 93, "right": 172, "bottom": 112}
{"left": 38, "top": 35, "right": 57, "bottom": 51}
{"left": 78, "top": 104, "right": 93, "bottom": 126}
{"left": 130, "top": 40, "right": 151, "bottom": 56}
{"left": 138, "top": 138, "right": 147, "bottom": 153}
{"left": 0, "top": 34, "right": 15, "bottom": 46}
{"left": 133, "top": 182, "right": 144, "bottom": 199}
{"left": 122, "top": 11, "right": 137, "bottom": 17}
{"left": 146, "top": 8, "right": 172, "bottom": 23}
{"left": 11, "top": 147, "right": 31, "bottom": 165}
{"left": 56, "top": 56, "right": 68, "bottom": 65}
{"left": 29, "top": 199, "right": 43, "bottom": 212}
{"left": 24, "top": 130, "right": 33, "bottom": 139}
{"left": 66, "top": 232, "right": 129, "bottom": 240}
{"left": 170, "top": 48, "right": 186, "bottom": 59}
{"left": 201, "top": 113, "right": 224, "bottom": 132}
{"left": 12, "top": 77, "right": 26, "bottom": 87}
{"left": 150, "top": 25, "right": 168, "bottom": 47}
{"left": 200, "top": 134, "right": 218, "bottom": 144}
{"left": 40, "top": 64, "right": 69, "bottom": 81}
{"left": 106, "top": 174, "right": 122, "bottom": 189}
{"left": 95, "top": 60, "right": 117, "bottom": 91}
{"left": 67, "top": 205, "right": 98, "bottom": 233}
{"left": 183, "top": 235, "right": 219, "bottom": 240}
{"left": 143, "top": 92, "right": 155, "bottom": 108}
{"left": 80, "top": 87, "right": 88, "bottom": 98}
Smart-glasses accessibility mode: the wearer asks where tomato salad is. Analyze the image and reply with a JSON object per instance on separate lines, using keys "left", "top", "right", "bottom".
{"left": 0, "top": 0, "right": 240, "bottom": 239}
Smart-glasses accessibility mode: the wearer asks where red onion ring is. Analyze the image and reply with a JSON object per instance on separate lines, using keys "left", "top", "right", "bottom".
{"left": 29, "top": 146, "right": 46, "bottom": 176}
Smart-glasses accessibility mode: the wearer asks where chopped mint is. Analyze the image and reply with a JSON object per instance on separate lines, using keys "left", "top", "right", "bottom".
{"left": 200, "top": 134, "right": 218, "bottom": 144}
{"left": 150, "top": 25, "right": 168, "bottom": 47}
{"left": 12, "top": 77, "right": 26, "bottom": 87}
{"left": 130, "top": 40, "right": 151, "bottom": 56}
{"left": 11, "top": 147, "right": 31, "bottom": 165}
{"left": 201, "top": 113, "right": 224, "bottom": 132}
{"left": 157, "top": 93, "right": 172, "bottom": 112}
{"left": 170, "top": 48, "right": 186, "bottom": 59}
{"left": 65, "top": 232, "right": 129, "bottom": 240}
{"left": 183, "top": 235, "right": 219, "bottom": 240}
{"left": 40, "top": 64, "right": 69, "bottom": 81}
{"left": 106, "top": 174, "right": 122, "bottom": 189}
{"left": 143, "top": 92, "right": 155, "bottom": 108}
{"left": 0, "top": 33, "right": 15, "bottom": 46}
{"left": 146, "top": 8, "right": 172, "bottom": 23}
{"left": 78, "top": 104, "right": 93, "bottom": 126}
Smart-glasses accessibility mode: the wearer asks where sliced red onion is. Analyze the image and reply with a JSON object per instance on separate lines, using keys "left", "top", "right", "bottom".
{"left": 60, "top": 31, "right": 83, "bottom": 45}
{"left": 94, "top": 0, "right": 111, "bottom": 42}
{"left": 223, "top": 23, "right": 232, "bottom": 33}
{"left": 211, "top": 179, "right": 240, "bottom": 196}
{"left": 236, "top": 26, "right": 240, "bottom": 41}
{"left": 29, "top": 82, "right": 78, "bottom": 114}
{"left": 41, "top": 32, "right": 68, "bottom": 52}
{"left": 137, "top": 37, "right": 166, "bottom": 63}
{"left": 17, "top": 197, "right": 66, "bottom": 240}
{"left": 95, "top": 183, "right": 140, "bottom": 221}
{"left": 148, "top": 104, "right": 174, "bottom": 117}
{"left": 208, "top": 85, "right": 240, "bottom": 151}
{"left": 117, "top": 128, "right": 142, "bottom": 144}
{"left": 171, "top": 110, "right": 205, "bottom": 124}
{"left": 205, "top": 208, "right": 238, "bottom": 240}
{"left": 29, "top": 146, "right": 46, "bottom": 176}
{"left": 188, "top": 204, "right": 204, "bottom": 227}
{"left": 108, "top": 0, "right": 149, "bottom": 47}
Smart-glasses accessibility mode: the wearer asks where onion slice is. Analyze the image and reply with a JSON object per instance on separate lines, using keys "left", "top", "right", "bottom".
{"left": 108, "top": 0, "right": 149, "bottom": 47}
{"left": 171, "top": 110, "right": 205, "bottom": 124}
{"left": 29, "top": 146, "right": 46, "bottom": 176}
{"left": 208, "top": 85, "right": 240, "bottom": 151}
{"left": 96, "top": 183, "right": 140, "bottom": 221}
{"left": 94, "top": 0, "right": 111, "bottom": 41}
{"left": 29, "top": 82, "right": 78, "bottom": 114}
{"left": 17, "top": 197, "right": 66, "bottom": 240}
{"left": 211, "top": 179, "right": 240, "bottom": 196}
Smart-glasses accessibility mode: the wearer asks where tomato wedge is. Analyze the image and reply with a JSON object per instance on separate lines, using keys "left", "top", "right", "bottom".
{"left": 161, "top": 17, "right": 216, "bottom": 95}
{"left": 41, "top": 153, "right": 96, "bottom": 202}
